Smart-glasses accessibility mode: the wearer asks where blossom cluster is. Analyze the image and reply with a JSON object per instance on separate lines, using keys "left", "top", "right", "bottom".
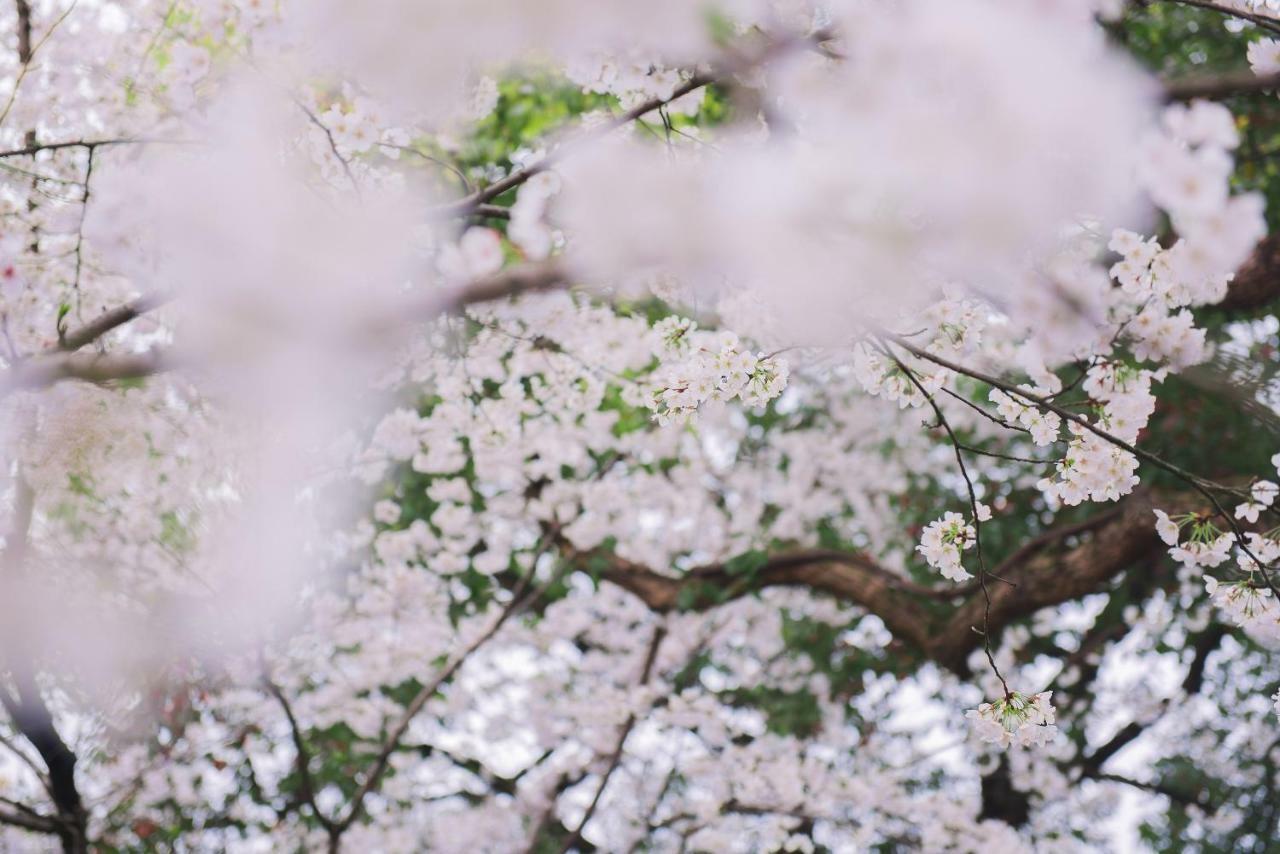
{"left": 647, "top": 327, "right": 789, "bottom": 425}
{"left": 1119, "top": 101, "right": 1265, "bottom": 370}
{"left": 2, "top": 1, "right": 1279, "bottom": 849}
{"left": 1154, "top": 508, "right": 1241, "bottom": 573}
{"left": 1205, "top": 575, "right": 1280, "bottom": 646}
{"left": 990, "top": 387, "right": 1062, "bottom": 447}
{"left": 917, "top": 508, "right": 987, "bottom": 583}
{"left": 565, "top": 51, "right": 705, "bottom": 115}
{"left": 852, "top": 344, "right": 943, "bottom": 410}
{"left": 966, "top": 691, "right": 1059, "bottom": 749}
{"left": 1037, "top": 426, "right": 1140, "bottom": 507}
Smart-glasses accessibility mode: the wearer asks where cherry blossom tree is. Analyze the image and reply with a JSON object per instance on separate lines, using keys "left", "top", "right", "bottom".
{"left": 2, "top": 1, "right": 1280, "bottom": 851}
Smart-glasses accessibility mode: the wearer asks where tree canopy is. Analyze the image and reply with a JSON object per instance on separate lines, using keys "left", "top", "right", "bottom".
{"left": 3, "top": 1, "right": 1280, "bottom": 852}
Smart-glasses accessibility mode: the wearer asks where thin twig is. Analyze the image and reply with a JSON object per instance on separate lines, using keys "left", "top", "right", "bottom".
{"left": 1161, "top": 0, "right": 1280, "bottom": 37}
{"left": 875, "top": 338, "right": 1011, "bottom": 696}
{"left": 886, "top": 334, "right": 1280, "bottom": 598}
{"left": 557, "top": 623, "right": 667, "bottom": 853}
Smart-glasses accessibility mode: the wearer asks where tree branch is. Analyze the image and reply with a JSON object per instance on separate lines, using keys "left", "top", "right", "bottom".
{"left": 556, "top": 623, "right": 667, "bottom": 854}
{"left": 330, "top": 557, "right": 557, "bottom": 840}
{"left": 1165, "top": 69, "right": 1280, "bottom": 101}
{"left": 57, "top": 292, "right": 170, "bottom": 352}
{"left": 0, "top": 138, "right": 142, "bottom": 160}
{"left": 1159, "top": 0, "right": 1280, "bottom": 38}
{"left": 263, "top": 677, "right": 337, "bottom": 833}
{"left": 0, "top": 471, "right": 87, "bottom": 852}
{"left": 585, "top": 546, "right": 939, "bottom": 653}
{"left": 584, "top": 491, "right": 1181, "bottom": 677}
{"left": 0, "top": 348, "right": 170, "bottom": 399}
{"left": 431, "top": 28, "right": 835, "bottom": 218}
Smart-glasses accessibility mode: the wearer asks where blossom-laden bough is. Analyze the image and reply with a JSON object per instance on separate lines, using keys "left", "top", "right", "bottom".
{"left": 3, "top": 0, "right": 1280, "bottom": 852}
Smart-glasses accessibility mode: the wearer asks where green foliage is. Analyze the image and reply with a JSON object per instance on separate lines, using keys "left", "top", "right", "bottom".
{"left": 723, "top": 685, "right": 824, "bottom": 737}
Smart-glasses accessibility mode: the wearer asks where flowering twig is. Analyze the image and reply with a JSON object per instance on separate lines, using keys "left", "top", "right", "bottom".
{"left": 886, "top": 333, "right": 1280, "bottom": 598}
{"left": 874, "top": 337, "right": 1011, "bottom": 696}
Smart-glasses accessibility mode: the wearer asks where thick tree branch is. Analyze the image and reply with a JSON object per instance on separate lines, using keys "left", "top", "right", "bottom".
{"left": 927, "top": 492, "right": 1165, "bottom": 672}
{"left": 885, "top": 334, "right": 1280, "bottom": 595}
{"left": 586, "top": 547, "right": 940, "bottom": 653}
{"left": 0, "top": 348, "right": 170, "bottom": 399}
{"left": 585, "top": 491, "right": 1180, "bottom": 677}
{"left": 1219, "top": 231, "right": 1280, "bottom": 312}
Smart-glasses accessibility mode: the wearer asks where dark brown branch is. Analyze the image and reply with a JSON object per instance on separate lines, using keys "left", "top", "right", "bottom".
{"left": 0, "top": 803, "right": 58, "bottom": 834}
{"left": 1219, "top": 231, "right": 1280, "bottom": 313}
{"left": 588, "top": 490, "right": 1181, "bottom": 678}
{"left": 0, "top": 682, "right": 85, "bottom": 852}
{"left": 1088, "top": 771, "right": 1214, "bottom": 811}
{"left": 588, "top": 547, "right": 939, "bottom": 653}
{"left": 928, "top": 491, "right": 1165, "bottom": 672}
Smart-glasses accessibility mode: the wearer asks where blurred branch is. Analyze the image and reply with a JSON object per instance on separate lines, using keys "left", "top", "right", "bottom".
{"left": 1088, "top": 771, "right": 1215, "bottom": 810}
{"left": 432, "top": 27, "right": 837, "bottom": 218}
{"left": 1219, "top": 231, "right": 1280, "bottom": 312}
{"left": 1165, "top": 69, "right": 1280, "bottom": 101}
{"left": 0, "top": 803, "right": 58, "bottom": 834}
{"left": 442, "top": 260, "right": 568, "bottom": 312}
{"left": 1066, "top": 626, "right": 1225, "bottom": 812}
{"left": 4, "top": 259, "right": 565, "bottom": 401}
{"left": 58, "top": 291, "right": 171, "bottom": 352}
{"left": 0, "top": 348, "right": 171, "bottom": 399}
